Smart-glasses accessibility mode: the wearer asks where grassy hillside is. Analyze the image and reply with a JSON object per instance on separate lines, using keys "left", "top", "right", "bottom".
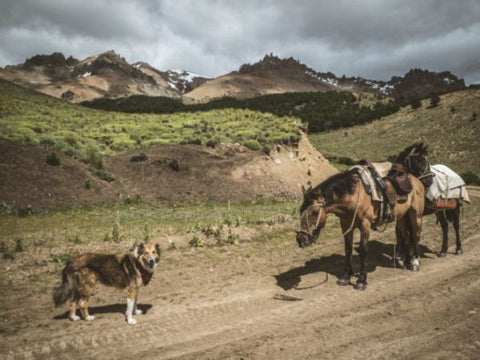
{"left": 310, "top": 89, "right": 480, "bottom": 178}
{"left": 0, "top": 80, "right": 301, "bottom": 161}
{"left": 83, "top": 91, "right": 401, "bottom": 133}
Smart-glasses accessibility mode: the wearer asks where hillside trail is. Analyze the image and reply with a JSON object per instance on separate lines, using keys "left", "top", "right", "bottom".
{"left": 1, "top": 191, "right": 479, "bottom": 360}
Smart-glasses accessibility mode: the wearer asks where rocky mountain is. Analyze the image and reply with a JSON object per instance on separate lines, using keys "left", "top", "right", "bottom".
{"left": 184, "top": 54, "right": 466, "bottom": 102}
{"left": 0, "top": 51, "right": 209, "bottom": 102}
{"left": 0, "top": 52, "right": 466, "bottom": 103}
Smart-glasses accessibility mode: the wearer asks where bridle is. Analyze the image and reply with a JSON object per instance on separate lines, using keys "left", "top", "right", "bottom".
{"left": 297, "top": 179, "right": 363, "bottom": 240}
{"left": 403, "top": 150, "right": 432, "bottom": 181}
{"left": 297, "top": 200, "right": 326, "bottom": 238}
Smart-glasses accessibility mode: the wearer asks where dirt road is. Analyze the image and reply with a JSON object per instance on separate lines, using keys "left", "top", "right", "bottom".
{"left": 1, "top": 192, "right": 479, "bottom": 360}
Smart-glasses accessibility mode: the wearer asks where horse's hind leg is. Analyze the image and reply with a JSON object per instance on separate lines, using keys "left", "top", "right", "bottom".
{"left": 452, "top": 207, "right": 462, "bottom": 255}
{"left": 438, "top": 212, "right": 449, "bottom": 257}
{"left": 396, "top": 219, "right": 412, "bottom": 269}
{"left": 409, "top": 210, "right": 422, "bottom": 272}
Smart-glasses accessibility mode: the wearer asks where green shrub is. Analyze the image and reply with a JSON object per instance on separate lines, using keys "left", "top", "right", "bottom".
{"left": 91, "top": 168, "right": 116, "bottom": 182}
{"left": 461, "top": 171, "right": 480, "bottom": 185}
{"left": 188, "top": 234, "right": 205, "bottom": 247}
{"left": 46, "top": 152, "right": 61, "bottom": 166}
{"left": 262, "top": 144, "right": 272, "bottom": 155}
{"left": 83, "top": 145, "right": 103, "bottom": 169}
{"left": 244, "top": 140, "right": 260, "bottom": 151}
{"left": 18, "top": 205, "right": 35, "bottom": 217}
{"left": 50, "top": 253, "right": 73, "bottom": 266}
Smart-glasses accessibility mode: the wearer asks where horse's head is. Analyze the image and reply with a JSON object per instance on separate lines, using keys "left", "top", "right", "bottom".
{"left": 397, "top": 142, "right": 430, "bottom": 177}
{"left": 296, "top": 187, "right": 328, "bottom": 248}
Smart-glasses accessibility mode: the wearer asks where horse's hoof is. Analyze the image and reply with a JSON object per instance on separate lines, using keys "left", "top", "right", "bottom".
{"left": 438, "top": 252, "right": 447, "bottom": 258}
{"left": 455, "top": 249, "right": 463, "bottom": 255}
{"left": 336, "top": 278, "right": 350, "bottom": 286}
{"left": 354, "top": 281, "right": 367, "bottom": 291}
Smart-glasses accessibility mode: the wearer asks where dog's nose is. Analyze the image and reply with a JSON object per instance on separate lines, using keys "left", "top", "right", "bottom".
{"left": 148, "top": 258, "right": 155, "bottom": 266}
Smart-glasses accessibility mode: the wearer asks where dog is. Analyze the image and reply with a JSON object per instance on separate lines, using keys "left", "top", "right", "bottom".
{"left": 53, "top": 242, "right": 160, "bottom": 325}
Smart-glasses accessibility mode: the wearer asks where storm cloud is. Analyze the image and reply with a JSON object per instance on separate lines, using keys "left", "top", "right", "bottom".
{"left": 1, "top": 0, "right": 479, "bottom": 84}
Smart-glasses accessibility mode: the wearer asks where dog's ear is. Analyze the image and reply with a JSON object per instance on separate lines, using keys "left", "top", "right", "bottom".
{"left": 137, "top": 243, "right": 145, "bottom": 255}
{"left": 155, "top": 244, "right": 161, "bottom": 256}
{"left": 129, "top": 243, "right": 139, "bottom": 257}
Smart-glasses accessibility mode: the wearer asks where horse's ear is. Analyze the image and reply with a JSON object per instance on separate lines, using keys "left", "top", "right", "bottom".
{"left": 301, "top": 184, "right": 313, "bottom": 196}
{"left": 313, "top": 188, "right": 323, "bottom": 198}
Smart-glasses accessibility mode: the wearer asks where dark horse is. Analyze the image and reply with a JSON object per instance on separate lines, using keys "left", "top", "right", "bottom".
{"left": 396, "top": 142, "right": 463, "bottom": 257}
{"left": 296, "top": 169, "right": 425, "bottom": 290}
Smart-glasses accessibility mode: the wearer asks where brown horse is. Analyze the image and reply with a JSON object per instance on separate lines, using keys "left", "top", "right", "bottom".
{"left": 296, "top": 168, "right": 425, "bottom": 290}
{"left": 396, "top": 143, "right": 464, "bottom": 257}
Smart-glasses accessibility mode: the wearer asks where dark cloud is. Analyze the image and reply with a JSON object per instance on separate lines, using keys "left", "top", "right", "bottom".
{"left": 1, "top": 0, "right": 479, "bottom": 83}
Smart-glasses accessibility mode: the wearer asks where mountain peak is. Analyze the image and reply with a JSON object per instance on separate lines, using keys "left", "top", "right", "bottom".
{"left": 238, "top": 53, "right": 309, "bottom": 74}
{"left": 24, "top": 52, "right": 79, "bottom": 68}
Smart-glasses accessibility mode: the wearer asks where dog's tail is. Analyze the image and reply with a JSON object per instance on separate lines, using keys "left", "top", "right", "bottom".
{"left": 52, "top": 264, "right": 77, "bottom": 307}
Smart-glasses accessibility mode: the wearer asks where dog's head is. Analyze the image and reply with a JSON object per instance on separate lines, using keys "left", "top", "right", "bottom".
{"left": 131, "top": 243, "right": 161, "bottom": 273}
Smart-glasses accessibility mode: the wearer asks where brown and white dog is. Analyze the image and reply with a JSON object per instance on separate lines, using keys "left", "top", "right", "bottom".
{"left": 53, "top": 243, "right": 160, "bottom": 325}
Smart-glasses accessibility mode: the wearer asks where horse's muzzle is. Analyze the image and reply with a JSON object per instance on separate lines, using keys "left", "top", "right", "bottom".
{"left": 296, "top": 231, "right": 316, "bottom": 248}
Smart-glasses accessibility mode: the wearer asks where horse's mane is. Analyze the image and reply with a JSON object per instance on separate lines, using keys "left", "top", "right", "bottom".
{"left": 300, "top": 170, "right": 357, "bottom": 213}
{"left": 396, "top": 142, "right": 429, "bottom": 164}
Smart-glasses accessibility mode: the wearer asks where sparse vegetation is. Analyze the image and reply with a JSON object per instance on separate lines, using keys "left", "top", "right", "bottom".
{"left": 188, "top": 233, "right": 205, "bottom": 247}
{"left": 0, "top": 80, "right": 302, "bottom": 157}
{"left": 310, "top": 90, "right": 480, "bottom": 176}
{"left": 83, "top": 91, "right": 402, "bottom": 133}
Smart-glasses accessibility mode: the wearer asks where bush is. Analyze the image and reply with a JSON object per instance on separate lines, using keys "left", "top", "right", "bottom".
{"left": 461, "top": 171, "right": 480, "bottom": 185}
{"left": 410, "top": 98, "right": 422, "bottom": 109}
{"left": 18, "top": 205, "right": 35, "bottom": 217}
{"left": 427, "top": 94, "right": 441, "bottom": 108}
{"left": 46, "top": 152, "right": 60, "bottom": 166}
{"left": 83, "top": 145, "right": 103, "bottom": 169}
{"left": 91, "top": 168, "right": 116, "bottom": 182}
{"left": 188, "top": 234, "right": 205, "bottom": 247}
{"left": 262, "top": 144, "right": 272, "bottom": 155}
{"left": 244, "top": 140, "right": 260, "bottom": 151}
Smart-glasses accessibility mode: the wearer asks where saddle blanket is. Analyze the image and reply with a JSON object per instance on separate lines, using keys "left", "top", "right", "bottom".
{"left": 350, "top": 165, "right": 386, "bottom": 202}
{"left": 426, "top": 164, "right": 470, "bottom": 203}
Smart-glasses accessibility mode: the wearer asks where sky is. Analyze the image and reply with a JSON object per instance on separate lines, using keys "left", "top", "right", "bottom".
{"left": 1, "top": 0, "right": 480, "bottom": 84}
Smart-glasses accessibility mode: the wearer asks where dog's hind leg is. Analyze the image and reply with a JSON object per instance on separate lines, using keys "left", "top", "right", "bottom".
{"left": 69, "top": 301, "right": 80, "bottom": 321}
{"left": 79, "top": 297, "right": 95, "bottom": 321}
{"left": 77, "top": 268, "right": 96, "bottom": 321}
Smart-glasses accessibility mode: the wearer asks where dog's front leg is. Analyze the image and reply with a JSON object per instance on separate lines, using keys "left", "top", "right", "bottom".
{"left": 134, "top": 289, "right": 142, "bottom": 315}
{"left": 125, "top": 286, "right": 138, "bottom": 325}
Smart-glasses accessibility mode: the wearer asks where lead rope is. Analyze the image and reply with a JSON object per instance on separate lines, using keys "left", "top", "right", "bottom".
{"left": 340, "top": 183, "right": 363, "bottom": 237}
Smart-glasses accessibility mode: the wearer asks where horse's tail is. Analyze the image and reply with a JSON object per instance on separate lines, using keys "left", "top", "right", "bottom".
{"left": 52, "top": 263, "right": 77, "bottom": 307}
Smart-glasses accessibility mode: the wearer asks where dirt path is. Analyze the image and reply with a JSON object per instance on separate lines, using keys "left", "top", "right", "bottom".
{"left": 1, "top": 193, "right": 479, "bottom": 360}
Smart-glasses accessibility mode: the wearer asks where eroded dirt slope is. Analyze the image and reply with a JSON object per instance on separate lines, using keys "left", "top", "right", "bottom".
{"left": 0, "top": 134, "right": 336, "bottom": 212}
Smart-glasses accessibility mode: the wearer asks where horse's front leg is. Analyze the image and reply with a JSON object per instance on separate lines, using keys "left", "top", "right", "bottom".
{"left": 354, "top": 219, "right": 370, "bottom": 291}
{"left": 337, "top": 222, "right": 354, "bottom": 286}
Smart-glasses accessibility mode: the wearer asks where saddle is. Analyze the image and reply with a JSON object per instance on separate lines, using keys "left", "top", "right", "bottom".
{"left": 354, "top": 162, "right": 414, "bottom": 229}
